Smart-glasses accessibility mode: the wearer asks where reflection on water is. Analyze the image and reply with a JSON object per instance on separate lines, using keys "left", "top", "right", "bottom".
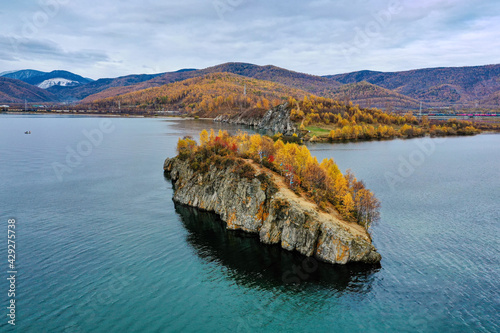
{"left": 162, "top": 118, "right": 255, "bottom": 138}
{"left": 173, "top": 202, "right": 379, "bottom": 293}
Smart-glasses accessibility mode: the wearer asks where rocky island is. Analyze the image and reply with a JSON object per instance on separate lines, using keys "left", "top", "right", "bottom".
{"left": 164, "top": 130, "right": 382, "bottom": 265}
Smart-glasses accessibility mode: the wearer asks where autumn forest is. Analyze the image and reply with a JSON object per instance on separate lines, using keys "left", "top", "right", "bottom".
{"left": 176, "top": 130, "right": 381, "bottom": 230}
{"left": 85, "top": 72, "right": 488, "bottom": 142}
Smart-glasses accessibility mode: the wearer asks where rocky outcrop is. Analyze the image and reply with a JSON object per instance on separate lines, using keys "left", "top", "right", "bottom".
{"left": 164, "top": 157, "right": 381, "bottom": 265}
{"left": 257, "top": 103, "right": 298, "bottom": 135}
{"left": 214, "top": 103, "right": 298, "bottom": 136}
{"left": 213, "top": 112, "right": 261, "bottom": 127}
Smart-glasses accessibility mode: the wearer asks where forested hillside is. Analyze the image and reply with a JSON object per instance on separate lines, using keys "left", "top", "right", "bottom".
{"left": 0, "top": 77, "right": 58, "bottom": 103}
{"left": 287, "top": 95, "right": 481, "bottom": 141}
{"left": 85, "top": 73, "right": 310, "bottom": 117}
{"left": 326, "top": 81, "right": 421, "bottom": 109}
{"left": 82, "top": 63, "right": 341, "bottom": 103}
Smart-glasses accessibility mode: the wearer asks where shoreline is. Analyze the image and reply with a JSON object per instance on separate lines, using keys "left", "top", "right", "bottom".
{"left": 3, "top": 112, "right": 498, "bottom": 140}
{"left": 0, "top": 111, "right": 208, "bottom": 120}
{"left": 164, "top": 155, "right": 382, "bottom": 265}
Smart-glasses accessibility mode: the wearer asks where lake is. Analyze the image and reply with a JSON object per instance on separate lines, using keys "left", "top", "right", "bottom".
{"left": 0, "top": 114, "right": 498, "bottom": 332}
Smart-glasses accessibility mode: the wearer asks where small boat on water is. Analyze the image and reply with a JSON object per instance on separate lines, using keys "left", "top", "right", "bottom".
{"left": 24, "top": 131, "right": 31, "bottom": 134}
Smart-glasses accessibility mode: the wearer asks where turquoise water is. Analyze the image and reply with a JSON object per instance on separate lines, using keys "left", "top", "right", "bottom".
{"left": 0, "top": 115, "right": 498, "bottom": 332}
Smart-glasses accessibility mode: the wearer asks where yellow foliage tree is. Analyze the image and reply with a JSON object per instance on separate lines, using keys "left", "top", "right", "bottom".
{"left": 199, "top": 129, "right": 209, "bottom": 146}
{"left": 341, "top": 192, "right": 355, "bottom": 218}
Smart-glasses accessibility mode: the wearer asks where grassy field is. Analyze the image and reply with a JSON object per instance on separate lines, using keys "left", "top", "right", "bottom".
{"left": 305, "top": 125, "right": 334, "bottom": 137}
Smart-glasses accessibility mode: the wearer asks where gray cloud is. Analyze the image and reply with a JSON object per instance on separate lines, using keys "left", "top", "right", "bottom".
{"left": 0, "top": 0, "right": 499, "bottom": 79}
{"left": 4, "top": 37, "right": 108, "bottom": 62}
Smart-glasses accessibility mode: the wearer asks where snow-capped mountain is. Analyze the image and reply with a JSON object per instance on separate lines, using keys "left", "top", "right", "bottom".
{"left": 37, "top": 78, "right": 81, "bottom": 89}
{"left": 0, "top": 69, "right": 95, "bottom": 101}
{"left": 1, "top": 70, "right": 93, "bottom": 87}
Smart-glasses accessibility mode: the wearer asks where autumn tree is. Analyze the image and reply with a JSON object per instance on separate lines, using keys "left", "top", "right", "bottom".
{"left": 199, "top": 129, "right": 209, "bottom": 146}
{"left": 302, "top": 157, "right": 327, "bottom": 203}
{"left": 354, "top": 189, "right": 380, "bottom": 229}
{"left": 176, "top": 136, "right": 198, "bottom": 158}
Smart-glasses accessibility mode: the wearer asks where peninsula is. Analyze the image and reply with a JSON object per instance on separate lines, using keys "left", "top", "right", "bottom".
{"left": 164, "top": 130, "right": 382, "bottom": 265}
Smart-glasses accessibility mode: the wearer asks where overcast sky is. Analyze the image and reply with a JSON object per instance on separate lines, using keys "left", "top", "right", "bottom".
{"left": 1, "top": 0, "right": 499, "bottom": 79}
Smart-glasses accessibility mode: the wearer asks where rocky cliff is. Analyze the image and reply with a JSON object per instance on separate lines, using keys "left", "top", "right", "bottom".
{"left": 214, "top": 103, "right": 298, "bottom": 136}
{"left": 164, "top": 157, "right": 381, "bottom": 265}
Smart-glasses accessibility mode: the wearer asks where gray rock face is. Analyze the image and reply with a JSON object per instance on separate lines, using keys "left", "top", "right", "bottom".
{"left": 213, "top": 113, "right": 261, "bottom": 127}
{"left": 257, "top": 103, "right": 298, "bottom": 136}
{"left": 214, "top": 103, "right": 298, "bottom": 136}
{"left": 164, "top": 157, "right": 381, "bottom": 265}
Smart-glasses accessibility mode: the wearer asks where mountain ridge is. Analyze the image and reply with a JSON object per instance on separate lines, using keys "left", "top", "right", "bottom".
{"left": 326, "top": 64, "right": 500, "bottom": 106}
{"left": 79, "top": 62, "right": 500, "bottom": 109}
{"left": 2, "top": 70, "right": 47, "bottom": 82}
{"left": 1, "top": 63, "right": 500, "bottom": 108}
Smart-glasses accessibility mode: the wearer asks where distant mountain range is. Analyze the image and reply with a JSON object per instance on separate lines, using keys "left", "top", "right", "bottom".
{"left": 80, "top": 63, "right": 341, "bottom": 103}
{"left": 3, "top": 70, "right": 92, "bottom": 88}
{"left": 326, "top": 64, "right": 500, "bottom": 107}
{"left": 1, "top": 69, "right": 47, "bottom": 81}
{"left": 1, "top": 63, "right": 500, "bottom": 109}
{"left": 47, "top": 73, "right": 164, "bottom": 102}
